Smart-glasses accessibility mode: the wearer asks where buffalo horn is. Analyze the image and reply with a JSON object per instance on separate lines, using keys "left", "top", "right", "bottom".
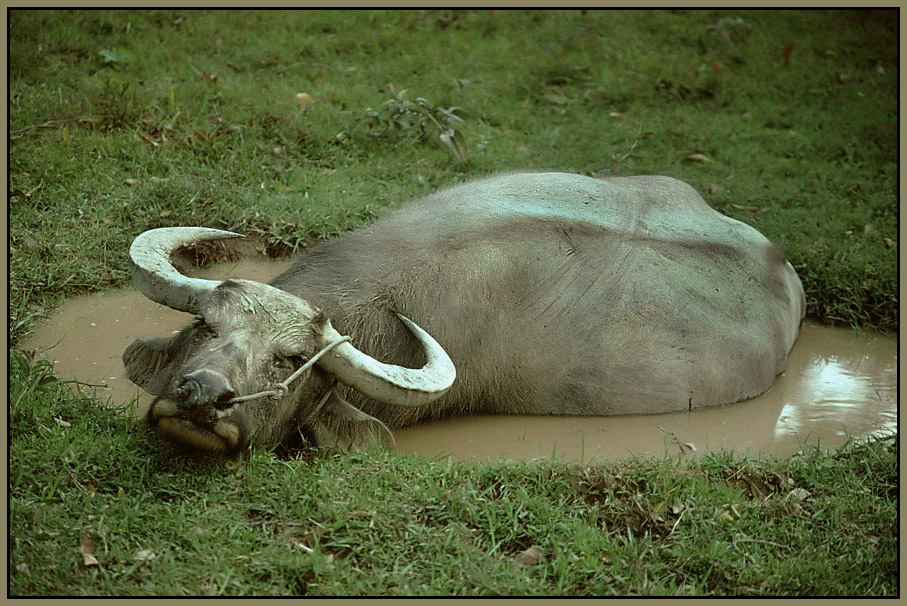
{"left": 129, "top": 227, "right": 243, "bottom": 314}
{"left": 317, "top": 314, "right": 457, "bottom": 408}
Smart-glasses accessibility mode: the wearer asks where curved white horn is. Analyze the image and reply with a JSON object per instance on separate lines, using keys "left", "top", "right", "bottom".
{"left": 129, "top": 227, "right": 243, "bottom": 313}
{"left": 317, "top": 313, "right": 457, "bottom": 408}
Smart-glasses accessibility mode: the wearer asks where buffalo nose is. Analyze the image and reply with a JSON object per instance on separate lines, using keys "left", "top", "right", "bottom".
{"left": 177, "top": 370, "right": 235, "bottom": 409}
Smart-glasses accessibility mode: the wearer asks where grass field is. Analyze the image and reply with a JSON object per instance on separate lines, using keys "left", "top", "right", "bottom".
{"left": 8, "top": 9, "right": 899, "bottom": 596}
{"left": 8, "top": 351, "right": 899, "bottom": 596}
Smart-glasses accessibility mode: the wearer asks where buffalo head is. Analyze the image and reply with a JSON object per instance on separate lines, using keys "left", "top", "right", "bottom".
{"left": 124, "top": 227, "right": 456, "bottom": 455}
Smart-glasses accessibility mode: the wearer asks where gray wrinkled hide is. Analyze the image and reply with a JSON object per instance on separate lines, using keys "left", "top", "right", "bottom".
{"left": 269, "top": 173, "right": 805, "bottom": 429}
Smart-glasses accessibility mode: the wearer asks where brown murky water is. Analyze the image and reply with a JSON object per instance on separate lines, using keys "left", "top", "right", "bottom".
{"left": 19, "top": 257, "right": 897, "bottom": 463}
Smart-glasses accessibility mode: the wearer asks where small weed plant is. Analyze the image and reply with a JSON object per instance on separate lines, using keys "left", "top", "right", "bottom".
{"left": 344, "top": 89, "right": 468, "bottom": 163}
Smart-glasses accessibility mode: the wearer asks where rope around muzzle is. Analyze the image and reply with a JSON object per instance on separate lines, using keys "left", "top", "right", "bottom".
{"left": 225, "top": 336, "right": 352, "bottom": 405}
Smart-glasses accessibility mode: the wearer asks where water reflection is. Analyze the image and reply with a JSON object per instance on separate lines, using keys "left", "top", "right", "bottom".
{"left": 774, "top": 346, "right": 897, "bottom": 445}
{"left": 395, "top": 321, "right": 897, "bottom": 462}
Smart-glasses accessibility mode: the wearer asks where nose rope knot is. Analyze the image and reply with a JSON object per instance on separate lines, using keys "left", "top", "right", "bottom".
{"left": 225, "top": 336, "right": 352, "bottom": 405}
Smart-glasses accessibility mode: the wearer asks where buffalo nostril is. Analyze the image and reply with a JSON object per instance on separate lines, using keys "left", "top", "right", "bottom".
{"left": 178, "top": 369, "right": 234, "bottom": 408}
{"left": 177, "top": 380, "right": 202, "bottom": 405}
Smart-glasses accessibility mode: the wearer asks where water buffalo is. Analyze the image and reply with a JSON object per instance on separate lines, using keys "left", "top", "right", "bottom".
{"left": 124, "top": 173, "right": 805, "bottom": 455}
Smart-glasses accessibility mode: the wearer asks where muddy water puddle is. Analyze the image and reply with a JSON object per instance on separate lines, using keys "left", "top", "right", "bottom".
{"left": 19, "top": 257, "right": 898, "bottom": 463}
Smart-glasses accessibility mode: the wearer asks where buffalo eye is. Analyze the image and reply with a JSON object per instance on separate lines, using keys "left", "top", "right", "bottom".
{"left": 192, "top": 317, "right": 217, "bottom": 338}
{"left": 273, "top": 354, "right": 300, "bottom": 371}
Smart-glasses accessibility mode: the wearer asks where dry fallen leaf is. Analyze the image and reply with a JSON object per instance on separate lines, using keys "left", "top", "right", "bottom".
{"left": 787, "top": 488, "right": 810, "bottom": 501}
{"left": 728, "top": 203, "right": 763, "bottom": 212}
{"left": 708, "top": 183, "right": 725, "bottom": 195}
{"left": 683, "top": 153, "right": 712, "bottom": 163}
{"left": 782, "top": 42, "right": 794, "bottom": 62}
{"left": 514, "top": 545, "right": 543, "bottom": 568}
{"left": 296, "top": 92, "right": 314, "bottom": 110}
{"left": 650, "top": 505, "right": 666, "bottom": 523}
{"left": 280, "top": 523, "right": 326, "bottom": 553}
{"left": 290, "top": 538, "right": 314, "bottom": 553}
{"left": 700, "top": 56, "right": 724, "bottom": 75}
{"left": 80, "top": 535, "right": 100, "bottom": 568}
{"left": 138, "top": 133, "right": 160, "bottom": 147}
{"left": 134, "top": 548, "right": 156, "bottom": 562}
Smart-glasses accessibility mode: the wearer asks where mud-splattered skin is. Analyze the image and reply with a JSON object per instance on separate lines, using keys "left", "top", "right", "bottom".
{"left": 124, "top": 173, "right": 805, "bottom": 455}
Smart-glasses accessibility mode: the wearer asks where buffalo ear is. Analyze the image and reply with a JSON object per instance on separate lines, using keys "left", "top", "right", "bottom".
{"left": 308, "top": 391, "right": 395, "bottom": 451}
{"left": 123, "top": 337, "right": 177, "bottom": 396}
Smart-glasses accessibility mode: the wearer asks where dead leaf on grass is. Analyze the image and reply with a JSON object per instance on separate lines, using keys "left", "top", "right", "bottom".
{"left": 708, "top": 183, "right": 725, "bottom": 195}
{"left": 80, "top": 535, "right": 100, "bottom": 568}
{"left": 683, "top": 153, "right": 712, "bottom": 163}
{"left": 699, "top": 56, "right": 724, "bottom": 75}
{"left": 138, "top": 133, "right": 160, "bottom": 147}
{"left": 296, "top": 92, "right": 314, "bottom": 110}
{"left": 282, "top": 524, "right": 326, "bottom": 553}
{"left": 787, "top": 488, "right": 811, "bottom": 501}
{"left": 782, "top": 43, "right": 795, "bottom": 63}
{"left": 514, "top": 545, "right": 543, "bottom": 568}
{"left": 134, "top": 548, "right": 156, "bottom": 562}
{"left": 728, "top": 203, "right": 763, "bottom": 212}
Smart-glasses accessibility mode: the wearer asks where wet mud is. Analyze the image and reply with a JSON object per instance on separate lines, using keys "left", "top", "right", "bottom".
{"left": 19, "top": 256, "right": 897, "bottom": 463}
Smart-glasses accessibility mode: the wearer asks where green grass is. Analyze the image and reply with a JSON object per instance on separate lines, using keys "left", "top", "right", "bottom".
{"left": 9, "top": 9, "right": 897, "bottom": 341}
{"left": 9, "top": 350, "right": 898, "bottom": 596}
{"left": 8, "top": 10, "right": 899, "bottom": 596}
